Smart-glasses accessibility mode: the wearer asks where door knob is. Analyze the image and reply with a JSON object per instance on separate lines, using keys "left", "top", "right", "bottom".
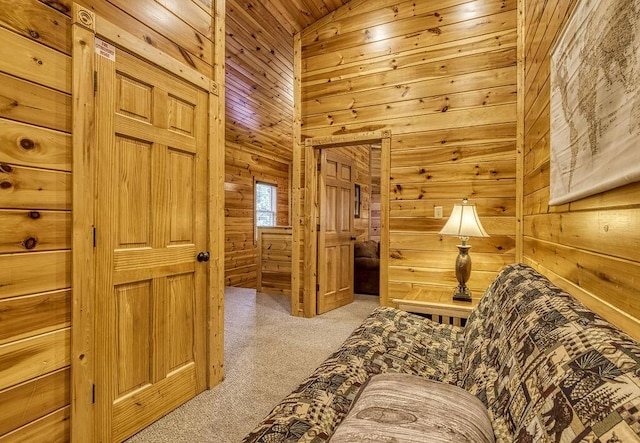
{"left": 350, "top": 236, "right": 356, "bottom": 241}
{"left": 197, "top": 251, "right": 210, "bottom": 262}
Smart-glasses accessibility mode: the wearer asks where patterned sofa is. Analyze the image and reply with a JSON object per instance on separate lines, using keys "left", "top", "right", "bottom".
{"left": 243, "top": 264, "right": 640, "bottom": 442}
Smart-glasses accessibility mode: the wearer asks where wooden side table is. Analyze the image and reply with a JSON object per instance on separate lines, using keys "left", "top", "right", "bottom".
{"left": 392, "top": 288, "right": 480, "bottom": 326}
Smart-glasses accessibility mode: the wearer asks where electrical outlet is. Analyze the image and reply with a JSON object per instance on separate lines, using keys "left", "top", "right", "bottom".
{"left": 434, "top": 206, "right": 443, "bottom": 219}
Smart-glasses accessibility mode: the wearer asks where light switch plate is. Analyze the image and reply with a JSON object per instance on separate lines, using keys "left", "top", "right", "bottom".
{"left": 434, "top": 206, "right": 443, "bottom": 219}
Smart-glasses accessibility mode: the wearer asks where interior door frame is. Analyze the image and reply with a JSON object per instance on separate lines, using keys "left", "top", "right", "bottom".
{"left": 299, "top": 131, "right": 391, "bottom": 317}
{"left": 70, "top": 5, "right": 225, "bottom": 441}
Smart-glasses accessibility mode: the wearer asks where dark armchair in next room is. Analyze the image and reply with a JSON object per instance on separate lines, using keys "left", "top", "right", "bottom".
{"left": 353, "top": 240, "right": 380, "bottom": 295}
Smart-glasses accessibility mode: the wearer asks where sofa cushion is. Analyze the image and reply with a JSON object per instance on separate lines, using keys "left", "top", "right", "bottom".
{"left": 243, "top": 307, "right": 465, "bottom": 442}
{"left": 461, "top": 264, "right": 640, "bottom": 443}
{"left": 329, "top": 373, "right": 495, "bottom": 443}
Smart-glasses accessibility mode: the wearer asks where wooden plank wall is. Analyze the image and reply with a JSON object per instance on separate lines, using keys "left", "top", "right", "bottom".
{"left": 300, "top": 0, "right": 518, "bottom": 303}
{"left": 224, "top": 0, "right": 293, "bottom": 288}
{"left": 257, "top": 226, "right": 292, "bottom": 295}
{"left": 522, "top": 0, "right": 640, "bottom": 338}
{"left": 0, "top": 0, "right": 215, "bottom": 439}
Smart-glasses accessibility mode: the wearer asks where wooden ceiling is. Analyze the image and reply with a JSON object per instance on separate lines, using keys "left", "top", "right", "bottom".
{"left": 225, "top": 0, "right": 351, "bottom": 162}
{"left": 260, "top": 0, "right": 352, "bottom": 35}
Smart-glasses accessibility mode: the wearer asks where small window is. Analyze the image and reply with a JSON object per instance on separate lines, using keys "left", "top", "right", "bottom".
{"left": 255, "top": 182, "right": 277, "bottom": 232}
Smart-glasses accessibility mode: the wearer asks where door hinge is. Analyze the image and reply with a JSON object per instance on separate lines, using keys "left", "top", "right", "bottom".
{"left": 93, "top": 71, "right": 98, "bottom": 95}
{"left": 316, "top": 284, "right": 320, "bottom": 293}
{"left": 92, "top": 384, "right": 96, "bottom": 404}
{"left": 93, "top": 226, "right": 96, "bottom": 247}
{"left": 316, "top": 224, "right": 320, "bottom": 231}
{"left": 317, "top": 163, "right": 321, "bottom": 172}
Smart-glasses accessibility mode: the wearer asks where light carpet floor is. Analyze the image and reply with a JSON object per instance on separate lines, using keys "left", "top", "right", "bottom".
{"left": 126, "top": 287, "right": 379, "bottom": 443}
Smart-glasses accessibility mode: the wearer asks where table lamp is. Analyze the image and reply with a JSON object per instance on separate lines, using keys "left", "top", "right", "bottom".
{"left": 438, "top": 198, "right": 489, "bottom": 302}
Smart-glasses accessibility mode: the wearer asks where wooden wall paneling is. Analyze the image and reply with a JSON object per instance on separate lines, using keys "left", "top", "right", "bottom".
{"left": 154, "top": 0, "right": 213, "bottom": 37}
{"left": 391, "top": 180, "right": 517, "bottom": 200}
{"left": 301, "top": 1, "right": 518, "bottom": 303}
{"left": 303, "top": 28, "right": 517, "bottom": 87}
{"left": 0, "top": 26, "right": 71, "bottom": 93}
{"left": 0, "top": 251, "right": 71, "bottom": 300}
{"left": 393, "top": 124, "right": 516, "bottom": 150}
{"left": 0, "top": 120, "right": 71, "bottom": 172}
{"left": 0, "top": 0, "right": 71, "bottom": 53}
{"left": 0, "top": 166, "right": 71, "bottom": 211}
{"left": 0, "top": 210, "right": 70, "bottom": 254}
{"left": 40, "top": 0, "right": 213, "bottom": 76}
{"left": 304, "top": 83, "right": 517, "bottom": 130}
{"left": 390, "top": 198, "right": 516, "bottom": 218}
{"left": 0, "top": 329, "right": 70, "bottom": 391}
{"left": 390, "top": 233, "right": 516, "bottom": 254}
{"left": 391, "top": 160, "right": 516, "bottom": 183}
{"left": 390, "top": 249, "right": 515, "bottom": 271}
{"left": 0, "top": 407, "right": 70, "bottom": 443}
{"left": 0, "top": 290, "right": 71, "bottom": 346}
{"left": 389, "top": 216, "right": 515, "bottom": 236}
{"left": 0, "top": 2, "right": 73, "bottom": 440}
{"left": 257, "top": 227, "right": 292, "bottom": 296}
{"left": 302, "top": 0, "right": 516, "bottom": 57}
{"left": 303, "top": 66, "right": 516, "bottom": 116}
{"left": 303, "top": 0, "right": 477, "bottom": 47}
{"left": 104, "top": 0, "right": 213, "bottom": 61}
{"left": 522, "top": 0, "right": 640, "bottom": 337}
{"left": 524, "top": 210, "right": 640, "bottom": 270}
{"left": 0, "top": 74, "right": 72, "bottom": 133}
{"left": 0, "top": 368, "right": 69, "bottom": 437}
{"left": 304, "top": 103, "right": 517, "bottom": 139}
{"left": 303, "top": 47, "right": 517, "bottom": 101}
{"left": 303, "top": 11, "right": 516, "bottom": 72}
{"left": 567, "top": 181, "right": 640, "bottom": 212}
{"left": 391, "top": 142, "right": 515, "bottom": 169}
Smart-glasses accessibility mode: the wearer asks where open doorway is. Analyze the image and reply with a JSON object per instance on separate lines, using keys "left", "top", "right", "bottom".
{"left": 294, "top": 131, "right": 391, "bottom": 317}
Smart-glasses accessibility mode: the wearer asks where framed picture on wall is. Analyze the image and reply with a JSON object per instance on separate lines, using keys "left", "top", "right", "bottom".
{"left": 354, "top": 184, "right": 361, "bottom": 218}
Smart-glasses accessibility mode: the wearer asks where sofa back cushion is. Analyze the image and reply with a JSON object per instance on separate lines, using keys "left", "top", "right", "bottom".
{"left": 461, "top": 264, "right": 640, "bottom": 442}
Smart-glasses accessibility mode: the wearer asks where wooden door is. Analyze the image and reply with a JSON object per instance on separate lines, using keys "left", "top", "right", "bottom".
{"left": 94, "top": 45, "right": 208, "bottom": 442}
{"left": 317, "top": 150, "right": 355, "bottom": 314}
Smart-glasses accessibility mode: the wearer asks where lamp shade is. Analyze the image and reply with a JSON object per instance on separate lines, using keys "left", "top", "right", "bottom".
{"left": 439, "top": 199, "right": 489, "bottom": 238}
